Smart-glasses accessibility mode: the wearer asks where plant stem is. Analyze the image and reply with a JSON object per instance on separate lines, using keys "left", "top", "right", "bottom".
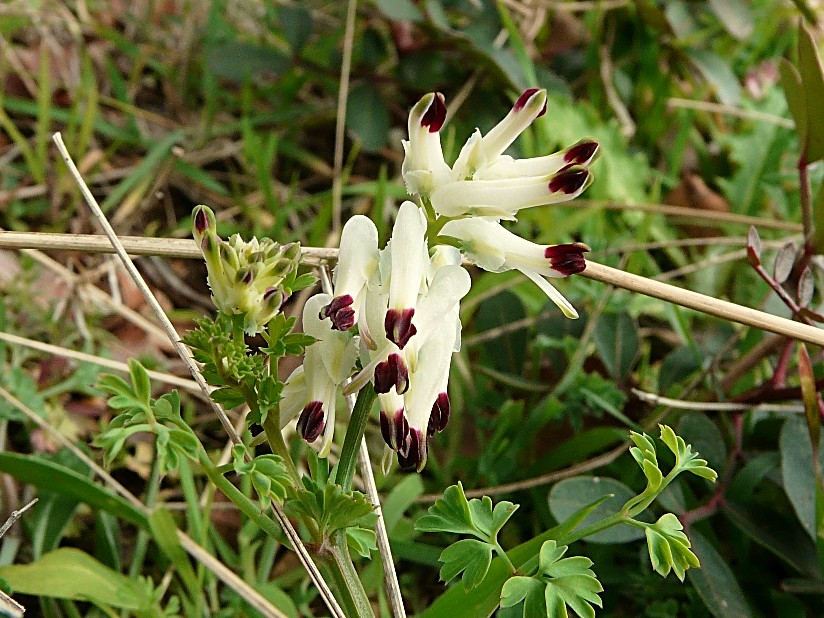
{"left": 558, "top": 512, "right": 627, "bottom": 547}
{"left": 262, "top": 412, "right": 301, "bottom": 484}
{"left": 494, "top": 541, "right": 517, "bottom": 575}
{"left": 328, "top": 530, "right": 377, "bottom": 618}
{"left": 337, "top": 386, "right": 377, "bottom": 492}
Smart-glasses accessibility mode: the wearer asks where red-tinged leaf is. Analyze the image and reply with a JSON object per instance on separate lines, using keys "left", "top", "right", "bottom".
{"left": 798, "top": 266, "right": 815, "bottom": 307}
{"left": 747, "top": 226, "right": 762, "bottom": 266}
{"left": 774, "top": 242, "right": 798, "bottom": 284}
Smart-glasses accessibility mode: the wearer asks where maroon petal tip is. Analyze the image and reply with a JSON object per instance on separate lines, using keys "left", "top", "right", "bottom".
{"left": 544, "top": 243, "right": 589, "bottom": 276}
{"left": 421, "top": 93, "right": 447, "bottom": 133}
{"left": 194, "top": 208, "right": 210, "bottom": 235}
{"left": 297, "top": 401, "right": 325, "bottom": 443}
{"left": 322, "top": 294, "right": 355, "bottom": 330}
{"left": 385, "top": 308, "right": 416, "bottom": 349}
{"left": 548, "top": 168, "right": 589, "bottom": 195}
{"left": 564, "top": 140, "right": 599, "bottom": 165}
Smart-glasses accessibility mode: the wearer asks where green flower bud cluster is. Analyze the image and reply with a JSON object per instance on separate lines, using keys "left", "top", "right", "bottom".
{"left": 193, "top": 205, "right": 301, "bottom": 334}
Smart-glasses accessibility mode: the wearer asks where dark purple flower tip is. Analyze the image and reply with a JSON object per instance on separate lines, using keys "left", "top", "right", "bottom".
{"left": 427, "top": 393, "right": 451, "bottom": 437}
{"left": 564, "top": 140, "right": 600, "bottom": 166}
{"left": 548, "top": 167, "right": 590, "bottom": 195}
{"left": 380, "top": 408, "right": 409, "bottom": 450}
{"left": 544, "top": 243, "right": 590, "bottom": 276}
{"left": 374, "top": 353, "right": 410, "bottom": 394}
{"left": 397, "top": 429, "right": 427, "bottom": 472}
{"left": 194, "top": 207, "right": 211, "bottom": 235}
{"left": 421, "top": 93, "right": 447, "bottom": 133}
{"left": 321, "top": 294, "right": 355, "bottom": 331}
{"left": 514, "top": 88, "right": 547, "bottom": 117}
{"left": 296, "top": 401, "right": 325, "bottom": 443}
{"left": 385, "top": 308, "right": 417, "bottom": 349}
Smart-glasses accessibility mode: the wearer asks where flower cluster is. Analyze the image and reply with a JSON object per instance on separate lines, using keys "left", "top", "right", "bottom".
{"left": 280, "top": 202, "right": 470, "bottom": 471}
{"left": 280, "top": 88, "right": 599, "bottom": 471}
{"left": 193, "top": 205, "right": 301, "bottom": 335}
{"left": 404, "top": 88, "right": 599, "bottom": 318}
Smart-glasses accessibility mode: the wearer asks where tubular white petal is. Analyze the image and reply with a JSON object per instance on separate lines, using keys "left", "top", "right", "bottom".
{"left": 279, "top": 365, "right": 307, "bottom": 429}
{"left": 333, "top": 215, "right": 379, "bottom": 301}
{"left": 480, "top": 89, "right": 547, "bottom": 161}
{"left": 431, "top": 176, "right": 556, "bottom": 218}
{"left": 402, "top": 93, "right": 451, "bottom": 196}
{"left": 388, "top": 201, "right": 428, "bottom": 312}
{"left": 478, "top": 151, "right": 567, "bottom": 180}
{"left": 521, "top": 269, "right": 579, "bottom": 319}
{"left": 404, "top": 317, "right": 458, "bottom": 432}
{"left": 413, "top": 265, "right": 471, "bottom": 340}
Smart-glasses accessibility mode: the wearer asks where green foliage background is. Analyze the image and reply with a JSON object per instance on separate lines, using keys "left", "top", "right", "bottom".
{"left": 0, "top": 0, "right": 823, "bottom": 616}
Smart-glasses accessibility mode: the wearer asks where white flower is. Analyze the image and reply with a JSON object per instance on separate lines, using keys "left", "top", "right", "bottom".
{"left": 401, "top": 93, "right": 452, "bottom": 198}
{"left": 401, "top": 89, "right": 600, "bottom": 220}
{"left": 321, "top": 215, "right": 380, "bottom": 331}
{"left": 440, "top": 217, "right": 589, "bottom": 319}
{"left": 288, "top": 294, "right": 359, "bottom": 456}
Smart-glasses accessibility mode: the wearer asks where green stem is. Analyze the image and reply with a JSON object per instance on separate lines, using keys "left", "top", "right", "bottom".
{"left": 337, "top": 386, "right": 377, "bottom": 492}
{"left": 198, "top": 449, "right": 284, "bottom": 540}
{"left": 558, "top": 512, "right": 627, "bottom": 547}
{"left": 494, "top": 541, "right": 517, "bottom": 575}
{"left": 328, "top": 530, "right": 376, "bottom": 618}
{"left": 262, "top": 411, "right": 301, "bottom": 484}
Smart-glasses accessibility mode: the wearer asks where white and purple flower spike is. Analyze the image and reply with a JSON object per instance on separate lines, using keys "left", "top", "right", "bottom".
{"left": 321, "top": 215, "right": 379, "bottom": 331}
{"left": 440, "top": 217, "right": 589, "bottom": 319}
{"left": 402, "top": 92, "right": 451, "bottom": 197}
{"left": 295, "top": 294, "right": 359, "bottom": 456}
{"left": 385, "top": 201, "right": 429, "bottom": 349}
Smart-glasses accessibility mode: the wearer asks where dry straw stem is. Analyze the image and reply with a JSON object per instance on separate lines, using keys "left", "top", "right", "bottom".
{"left": 52, "top": 133, "right": 345, "bottom": 618}
{"left": 4, "top": 229, "right": 824, "bottom": 348}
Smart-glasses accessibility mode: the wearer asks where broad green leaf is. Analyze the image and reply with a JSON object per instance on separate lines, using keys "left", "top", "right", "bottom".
{"left": 205, "top": 42, "right": 290, "bottom": 82}
{"left": 346, "top": 526, "right": 377, "bottom": 559}
{"left": 722, "top": 499, "right": 819, "bottom": 578}
{"left": 707, "top": 0, "right": 753, "bottom": 39}
{"left": 499, "top": 576, "right": 544, "bottom": 617}
{"left": 277, "top": 4, "right": 313, "bottom": 53}
{"left": 468, "top": 497, "right": 519, "bottom": 539}
{"left": 0, "top": 548, "right": 152, "bottom": 611}
{"left": 548, "top": 477, "right": 645, "bottom": 544}
{"left": 0, "top": 453, "right": 148, "bottom": 528}
{"left": 780, "top": 415, "right": 822, "bottom": 539}
{"left": 372, "top": 0, "right": 423, "bottom": 21}
{"left": 780, "top": 59, "right": 807, "bottom": 150}
{"left": 439, "top": 539, "right": 494, "bottom": 591}
{"left": 798, "top": 23, "right": 824, "bottom": 163}
{"left": 688, "top": 531, "right": 753, "bottom": 618}
{"left": 593, "top": 312, "right": 639, "bottom": 383}
{"left": 688, "top": 49, "right": 742, "bottom": 106}
{"left": 346, "top": 82, "right": 389, "bottom": 153}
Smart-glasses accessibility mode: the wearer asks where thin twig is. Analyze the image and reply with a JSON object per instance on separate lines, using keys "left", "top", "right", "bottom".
{"left": 0, "top": 330, "right": 203, "bottom": 396}
{"left": 7, "top": 225, "right": 824, "bottom": 348}
{"left": 580, "top": 261, "right": 824, "bottom": 347}
{"left": 0, "top": 498, "right": 38, "bottom": 540}
{"left": 667, "top": 97, "right": 795, "bottom": 128}
{"left": 331, "top": 0, "right": 358, "bottom": 238}
{"left": 631, "top": 388, "right": 803, "bottom": 413}
{"left": 52, "top": 133, "right": 343, "bottom": 618}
